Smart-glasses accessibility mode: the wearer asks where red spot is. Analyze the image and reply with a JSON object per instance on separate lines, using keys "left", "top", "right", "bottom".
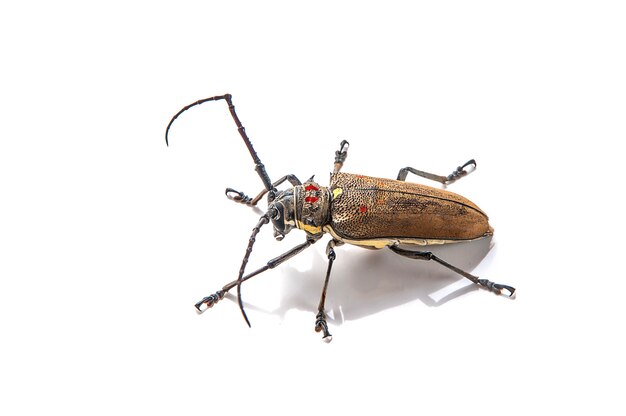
{"left": 305, "top": 196, "right": 319, "bottom": 203}
{"left": 359, "top": 205, "right": 367, "bottom": 213}
{"left": 305, "top": 184, "right": 319, "bottom": 191}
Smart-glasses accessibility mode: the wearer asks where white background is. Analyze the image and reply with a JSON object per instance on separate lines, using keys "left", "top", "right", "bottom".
{"left": 2, "top": 1, "right": 625, "bottom": 415}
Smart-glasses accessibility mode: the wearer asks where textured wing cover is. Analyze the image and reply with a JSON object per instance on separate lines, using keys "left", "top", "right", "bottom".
{"left": 329, "top": 172, "right": 491, "bottom": 241}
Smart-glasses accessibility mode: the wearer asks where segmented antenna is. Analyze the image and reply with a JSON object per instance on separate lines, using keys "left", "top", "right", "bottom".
{"left": 236, "top": 213, "right": 272, "bottom": 326}
{"left": 165, "top": 94, "right": 276, "bottom": 198}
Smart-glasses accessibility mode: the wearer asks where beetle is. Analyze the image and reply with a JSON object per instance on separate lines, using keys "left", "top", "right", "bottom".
{"left": 165, "top": 94, "right": 515, "bottom": 342}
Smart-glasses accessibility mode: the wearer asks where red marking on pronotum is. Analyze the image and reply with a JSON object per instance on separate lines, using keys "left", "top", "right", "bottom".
{"left": 359, "top": 205, "right": 367, "bottom": 213}
{"left": 305, "top": 184, "right": 319, "bottom": 191}
{"left": 305, "top": 196, "right": 319, "bottom": 203}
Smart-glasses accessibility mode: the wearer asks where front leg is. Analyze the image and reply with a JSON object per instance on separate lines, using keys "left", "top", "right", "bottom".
{"left": 226, "top": 174, "right": 302, "bottom": 206}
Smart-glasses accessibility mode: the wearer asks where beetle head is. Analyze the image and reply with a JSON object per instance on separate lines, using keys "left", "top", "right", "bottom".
{"left": 268, "top": 189, "right": 296, "bottom": 241}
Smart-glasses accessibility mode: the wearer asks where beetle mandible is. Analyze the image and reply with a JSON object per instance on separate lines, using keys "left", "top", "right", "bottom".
{"left": 165, "top": 94, "right": 515, "bottom": 342}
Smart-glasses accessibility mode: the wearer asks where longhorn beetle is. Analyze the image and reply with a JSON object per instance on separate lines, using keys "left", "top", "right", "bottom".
{"left": 165, "top": 94, "right": 515, "bottom": 342}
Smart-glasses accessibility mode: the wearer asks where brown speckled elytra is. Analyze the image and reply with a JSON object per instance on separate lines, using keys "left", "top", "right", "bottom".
{"left": 166, "top": 94, "right": 515, "bottom": 342}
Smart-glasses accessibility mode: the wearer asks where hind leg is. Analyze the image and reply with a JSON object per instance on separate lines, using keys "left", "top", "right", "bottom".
{"left": 397, "top": 159, "right": 476, "bottom": 185}
{"left": 389, "top": 245, "right": 515, "bottom": 297}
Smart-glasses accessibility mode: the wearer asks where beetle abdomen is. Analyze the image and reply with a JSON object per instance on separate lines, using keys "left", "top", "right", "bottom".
{"left": 328, "top": 172, "right": 491, "bottom": 242}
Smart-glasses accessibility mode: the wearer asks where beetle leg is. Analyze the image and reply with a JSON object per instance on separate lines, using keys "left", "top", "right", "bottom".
{"left": 333, "top": 140, "right": 350, "bottom": 173}
{"left": 396, "top": 159, "right": 476, "bottom": 185}
{"left": 225, "top": 174, "right": 302, "bottom": 207}
{"left": 194, "top": 236, "right": 320, "bottom": 318}
{"left": 225, "top": 188, "right": 258, "bottom": 205}
{"left": 389, "top": 246, "right": 516, "bottom": 297}
{"left": 315, "top": 239, "right": 343, "bottom": 342}
{"left": 194, "top": 290, "right": 226, "bottom": 313}
{"left": 445, "top": 159, "right": 477, "bottom": 184}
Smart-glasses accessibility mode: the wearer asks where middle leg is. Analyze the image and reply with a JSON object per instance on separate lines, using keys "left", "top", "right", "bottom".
{"left": 333, "top": 140, "right": 350, "bottom": 174}
{"left": 315, "top": 239, "right": 343, "bottom": 342}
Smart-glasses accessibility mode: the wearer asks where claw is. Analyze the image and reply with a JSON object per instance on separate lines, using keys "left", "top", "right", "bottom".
{"left": 334, "top": 140, "right": 350, "bottom": 173}
{"left": 446, "top": 159, "right": 477, "bottom": 184}
{"left": 478, "top": 279, "right": 516, "bottom": 298}
{"left": 315, "top": 311, "right": 333, "bottom": 342}
{"left": 225, "top": 188, "right": 253, "bottom": 205}
{"left": 461, "top": 159, "right": 477, "bottom": 170}
{"left": 194, "top": 298, "right": 211, "bottom": 313}
{"left": 494, "top": 284, "right": 516, "bottom": 298}
{"left": 194, "top": 290, "right": 225, "bottom": 313}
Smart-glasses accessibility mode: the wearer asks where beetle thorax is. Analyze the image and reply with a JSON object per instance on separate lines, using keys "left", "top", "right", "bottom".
{"left": 294, "top": 180, "right": 330, "bottom": 236}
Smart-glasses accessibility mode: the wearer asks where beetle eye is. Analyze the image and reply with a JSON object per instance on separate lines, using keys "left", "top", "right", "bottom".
{"left": 268, "top": 191, "right": 294, "bottom": 239}
{"left": 269, "top": 206, "right": 280, "bottom": 220}
{"left": 269, "top": 202, "right": 285, "bottom": 233}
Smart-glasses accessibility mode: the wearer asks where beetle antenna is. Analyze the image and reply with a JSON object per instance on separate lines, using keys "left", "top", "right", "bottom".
{"left": 165, "top": 95, "right": 229, "bottom": 146}
{"left": 165, "top": 94, "right": 276, "bottom": 199}
{"left": 235, "top": 211, "right": 274, "bottom": 327}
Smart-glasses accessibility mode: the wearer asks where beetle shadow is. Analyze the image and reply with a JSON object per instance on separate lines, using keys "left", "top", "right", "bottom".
{"left": 267, "top": 236, "right": 494, "bottom": 325}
